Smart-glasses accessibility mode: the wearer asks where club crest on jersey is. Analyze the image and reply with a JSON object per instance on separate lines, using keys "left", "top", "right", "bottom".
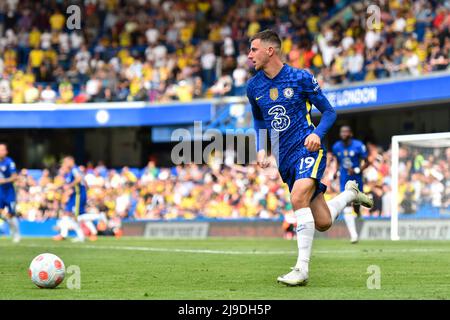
{"left": 283, "top": 87, "right": 294, "bottom": 98}
{"left": 270, "top": 88, "right": 278, "bottom": 101}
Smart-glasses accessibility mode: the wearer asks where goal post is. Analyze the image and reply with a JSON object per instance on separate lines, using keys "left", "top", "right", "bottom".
{"left": 390, "top": 132, "right": 450, "bottom": 241}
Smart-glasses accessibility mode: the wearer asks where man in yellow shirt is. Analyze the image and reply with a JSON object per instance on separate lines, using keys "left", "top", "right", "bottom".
{"left": 29, "top": 27, "right": 41, "bottom": 48}
{"left": 28, "top": 45, "right": 44, "bottom": 76}
{"left": 49, "top": 9, "right": 66, "bottom": 31}
{"left": 175, "top": 80, "right": 193, "bottom": 102}
{"left": 12, "top": 87, "right": 24, "bottom": 104}
{"left": 247, "top": 18, "right": 261, "bottom": 38}
{"left": 3, "top": 47, "right": 17, "bottom": 74}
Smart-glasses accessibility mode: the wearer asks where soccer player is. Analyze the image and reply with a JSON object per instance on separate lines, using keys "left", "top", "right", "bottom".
{"left": 332, "top": 125, "right": 370, "bottom": 243}
{"left": 53, "top": 156, "right": 87, "bottom": 242}
{"left": 247, "top": 30, "right": 373, "bottom": 286}
{"left": 0, "top": 143, "right": 20, "bottom": 243}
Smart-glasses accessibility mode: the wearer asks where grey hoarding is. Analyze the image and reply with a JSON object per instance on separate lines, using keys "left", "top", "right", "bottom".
{"left": 143, "top": 222, "right": 209, "bottom": 238}
{"left": 360, "top": 220, "right": 450, "bottom": 240}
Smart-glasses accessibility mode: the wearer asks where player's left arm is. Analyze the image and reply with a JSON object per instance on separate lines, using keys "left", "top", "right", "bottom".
{"left": 302, "top": 71, "right": 337, "bottom": 152}
{"left": 0, "top": 161, "right": 18, "bottom": 185}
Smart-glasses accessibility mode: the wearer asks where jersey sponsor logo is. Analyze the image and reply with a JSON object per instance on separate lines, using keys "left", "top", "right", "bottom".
{"left": 268, "top": 105, "right": 290, "bottom": 132}
{"left": 255, "top": 96, "right": 263, "bottom": 101}
{"left": 269, "top": 88, "right": 278, "bottom": 101}
{"left": 283, "top": 87, "right": 294, "bottom": 98}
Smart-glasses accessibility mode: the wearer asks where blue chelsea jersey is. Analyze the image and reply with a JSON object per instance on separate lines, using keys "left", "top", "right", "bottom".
{"left": 65, "top": 166, "right": 86, "bottom": 192}
{"left": 0, "top": 156, "right": 17, "bottom": 196}
{"left": 247, "top": 64, "right": 334, "bottom": 172}
{"left": 332, "top": 139, "right": 368, "bottom": 178}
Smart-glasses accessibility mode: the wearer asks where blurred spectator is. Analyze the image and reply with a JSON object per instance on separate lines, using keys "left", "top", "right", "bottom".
{"left": 210, "top": 73, "right": 233, "bottom": 97}
{"left": 40, "top": 85, "right": 57, "bottom": 103}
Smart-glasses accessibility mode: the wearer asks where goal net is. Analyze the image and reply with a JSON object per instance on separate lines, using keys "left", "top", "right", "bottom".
{"left": 390, "top": 132, "right": 450, "bottom": 240}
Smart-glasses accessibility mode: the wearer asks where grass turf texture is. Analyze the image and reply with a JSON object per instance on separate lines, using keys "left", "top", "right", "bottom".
{"left": 0, "top": 237, "right": 449, "bottom": 299}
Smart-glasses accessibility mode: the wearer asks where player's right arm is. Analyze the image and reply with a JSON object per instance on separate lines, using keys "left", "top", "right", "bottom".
{"left": 247, "top": 84, "right": 270, "bottom": 168}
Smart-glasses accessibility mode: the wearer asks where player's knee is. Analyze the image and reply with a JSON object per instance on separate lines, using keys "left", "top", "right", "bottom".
{"left": 315, "top": 217, "right": 332, "bottom": 232}
{"left": 290, "top": 192, "right": 310, "bottom": 209}
{"left": 290, "top": 186, "right": 314, "bottom": 208}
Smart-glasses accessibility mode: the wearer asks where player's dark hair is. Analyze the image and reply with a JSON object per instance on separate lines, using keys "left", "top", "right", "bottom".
{"left": 249, "top": 29, "right": 282, "bottom": 50}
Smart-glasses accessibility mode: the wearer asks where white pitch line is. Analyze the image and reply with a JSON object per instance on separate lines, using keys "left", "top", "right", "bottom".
{"left": 0, "top": 242, "right": 295, "bottom": 255}
{"left": 1, "top": 242, "right": 450, "bottom": 255}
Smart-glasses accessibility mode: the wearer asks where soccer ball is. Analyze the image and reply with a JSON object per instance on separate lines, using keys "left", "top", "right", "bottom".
{"left": 29, "top": 253, "right": 65, "bottom": 289}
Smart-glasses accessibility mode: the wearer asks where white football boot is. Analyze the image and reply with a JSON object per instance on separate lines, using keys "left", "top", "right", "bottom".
{"left": 344, "top": 180, "right": 374, "bottom": 208}
{"left": 12, "top": 235, "right": 21, "bottom": 243}
{"left": 277, "top": 268, "right": 308, "bottom": 286}
{"left": 350, "top": 235, "right": 359, "bottom": 244}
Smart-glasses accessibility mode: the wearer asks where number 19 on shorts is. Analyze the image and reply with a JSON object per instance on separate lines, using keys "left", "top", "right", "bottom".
{"left": 299, "top": 156, "right": 315, "bottom": 174}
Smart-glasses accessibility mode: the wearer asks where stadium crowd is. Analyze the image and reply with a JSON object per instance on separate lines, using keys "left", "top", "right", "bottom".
{"left": 0, "top": 0, "right": 449, "bottom": 104}
{"left": 14, "top": 145, "right": 450, "bottom": 223}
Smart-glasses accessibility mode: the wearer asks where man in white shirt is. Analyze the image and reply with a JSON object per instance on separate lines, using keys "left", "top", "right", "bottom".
{"left": 403, "top": 49, "right": 420, "bottom": 76}
{"left": 365, "top": 29, "right": 380, "bottom": 50}
{"left": 232, "top": 63, "right": 247, "bottom": 95}
{"left": 40, "top": 85, "right": 57, "bottom": 103}
{"left": 75, "top": 45, "right": 91, "bottom": 75}
{"left": 0, "top": 79, "right": 11, "bottom": 103}
{"left": 86, "top": 76, "right": 101, "bottom": 99}
{"left": 346, "top": 49, "right": 364, "bottom": 82}
{"left": 24, "top": 83, "right": 39, "bottom": 103}
{"left": 200, "top": 47, "right": 216, "bottom": 87}
{"left": 145, "top": 23, "right": 159, "bottom": 45}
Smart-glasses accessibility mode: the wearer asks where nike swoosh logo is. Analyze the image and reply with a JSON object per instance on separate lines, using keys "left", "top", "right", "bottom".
{"left": 255, "top": 96, "right": 263, "bottom": 100}
{"left": 299, "top": 170, "right": 309, "bottom": 175}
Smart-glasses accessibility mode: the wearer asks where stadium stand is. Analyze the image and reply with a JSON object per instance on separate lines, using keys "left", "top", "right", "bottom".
{"left": 0, "top": 0, "right": 448, "bottom": 103}
{"left": 14, "top": 144, "right": 449, "bottom": 222}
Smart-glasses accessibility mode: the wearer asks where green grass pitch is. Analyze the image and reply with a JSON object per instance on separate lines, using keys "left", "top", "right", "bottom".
{"left": 1, "top": 237, "right": 449, "bottom": 299}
